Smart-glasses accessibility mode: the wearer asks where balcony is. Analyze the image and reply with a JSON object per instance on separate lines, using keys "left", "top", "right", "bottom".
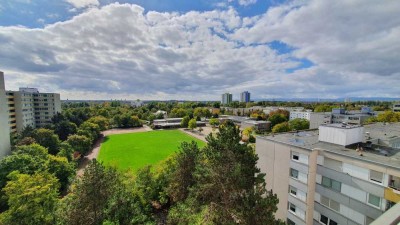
{"left": 384, "top": 188, "right": 400, "bottom": 203}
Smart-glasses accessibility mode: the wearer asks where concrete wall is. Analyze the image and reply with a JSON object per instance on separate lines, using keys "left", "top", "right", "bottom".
{"left": 0, "top": 72, "right": 11, "bottom": 158}
{"left": 256, "top": 138, "right": 291, "bottom": 220}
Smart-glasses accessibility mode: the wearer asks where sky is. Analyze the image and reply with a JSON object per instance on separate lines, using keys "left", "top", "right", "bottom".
{"left": 0, "top": 0, "right": 399, "bottom": 101}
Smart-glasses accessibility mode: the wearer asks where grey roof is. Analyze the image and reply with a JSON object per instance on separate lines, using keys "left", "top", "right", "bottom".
{"left": 257, "top": 123, "right": 400, "bottom": 169}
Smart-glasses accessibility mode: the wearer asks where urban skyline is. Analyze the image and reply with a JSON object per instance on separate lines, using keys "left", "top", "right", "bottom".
{"left": 0, "top": 1, "right": 399, "bottom": 101}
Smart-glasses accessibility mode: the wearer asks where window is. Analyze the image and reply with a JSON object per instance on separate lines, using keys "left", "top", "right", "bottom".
{"left": 320, "top": 215, "right": 329, "bottom": 225}
{"left": 292, "top": 151, "right": 299, "bottom": 161}
{"left": 287, "top": 219, "right": 295, "bottom": 225}
{"left": 290, "top": 169, "right": 299, "bottom": 179}
{"left": 370, "top": 170, "right": 383, "bottom": 183}
{"left": 321, "top": 176, "right": 341, "bottom": 192}
{"left": 288, "top": 203, "right": 296, "bottom": 213}
{"left": 320, "top": 195, "right": 340, "bottom": 211}
{"left": 289, "top": 186, "right": 297, "bottom": 196}
{"left": 368, "top": 193, "right": 381, "bottom": 207}
{"left": 320, "top": 214, "right": 337, "bottom": 225}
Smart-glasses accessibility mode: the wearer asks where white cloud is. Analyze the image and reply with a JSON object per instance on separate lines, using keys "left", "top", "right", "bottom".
{"left": 0, "top": 1, "right": 399, "bottom": 100}
{"left": 238, "top": 0, "right": 257, "bottom": 6}
{"left": 65, "top": 0, "right": 99, "bottom": 9}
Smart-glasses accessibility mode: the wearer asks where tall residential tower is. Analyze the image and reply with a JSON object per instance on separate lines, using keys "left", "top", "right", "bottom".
{"left": 240, "top": 91, "right": 250, "bottom": 103}
{"left": 221, "top": 93, "right": 232, "bottom": 105}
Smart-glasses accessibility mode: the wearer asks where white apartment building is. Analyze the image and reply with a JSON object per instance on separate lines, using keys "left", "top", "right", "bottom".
{"left": 290, "top": 111, "right": 313, "bottom": 121}
{"left": 393, "top": 103, "right": 400, "bottom": 112}
{"left": 221, "top": 93, "right": 232, "bottom": 105}
{"left": 1, "top": 73, "right": 61, "bottom": 133}
{"left": 0, "top": 72, "right": 11, "bottom": 158}
{"left": 256, "top": 123, "right": 400, "bottom": 225}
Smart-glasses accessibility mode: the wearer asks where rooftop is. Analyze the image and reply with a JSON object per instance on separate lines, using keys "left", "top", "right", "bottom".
{"left": 257, "top": 123, "right": 400, "bottom": 169}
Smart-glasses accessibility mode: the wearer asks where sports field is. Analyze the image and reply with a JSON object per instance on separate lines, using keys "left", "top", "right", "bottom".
{"left": 98, "top": 130, "right": 206, "bottom": 171}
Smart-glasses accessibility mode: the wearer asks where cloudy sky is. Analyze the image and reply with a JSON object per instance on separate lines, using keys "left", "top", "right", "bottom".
{"left": 0, "top": 0, "right": 399, "bottom": 100}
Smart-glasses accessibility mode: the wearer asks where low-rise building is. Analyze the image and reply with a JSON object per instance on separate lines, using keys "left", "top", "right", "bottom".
{"left": 153, "top": 118, "right": 206, "bottom": 129}
{"left": 256, "top": 123, "right": 400, "bottom": 225}
{"left": 241, "top": 120, "right": 271, "bottom": 132}
{"left": 393, "top": 103, "right": 400, "bottom": 112}
{"left": 290, "top": 110, "right": 313, "bottom": 121}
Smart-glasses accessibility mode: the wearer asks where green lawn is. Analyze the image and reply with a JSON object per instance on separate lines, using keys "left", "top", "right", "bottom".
{"left": 98, "top": 130, "right": 205, "bottom": 171}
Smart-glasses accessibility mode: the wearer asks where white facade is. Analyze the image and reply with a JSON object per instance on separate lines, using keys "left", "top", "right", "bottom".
{"left": 290, "top": 111, "right": 312, "bottom": 121}
{"left": 221, "top": 93, "right": 232, "bottom": 105}
{"left": 0, "top": 72, "right": 11, "bottom": 158}
{"left": 318, "top": 124, "right": 364, "bottom": 146}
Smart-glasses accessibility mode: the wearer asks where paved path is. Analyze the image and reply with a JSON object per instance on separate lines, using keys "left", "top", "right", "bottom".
{"left": 77, "top": 126, "right": 151, "bottom": 176}
{"left": 179, "top": 125, "right": 215, "bottom": 142}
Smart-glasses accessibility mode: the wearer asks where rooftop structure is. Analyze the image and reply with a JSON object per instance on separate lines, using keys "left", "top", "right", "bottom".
{"left": 256, "top": 123, "right": 400, "bottom": 225}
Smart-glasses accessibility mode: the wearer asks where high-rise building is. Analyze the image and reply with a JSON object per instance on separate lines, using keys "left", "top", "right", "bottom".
{"left": 240, "top": 91, "right": 251, "bottom": 103}
{"left": 221, "top": 93, "right": 232, "bottom": 105}
{"left": 256, "top": 123, "right": 400, "bottom": 225}
{"left": 0, "top": 72, "right": 11, "bottom": 158}
{"left": 5, "top": 88, "right": 61, "bottom": 132}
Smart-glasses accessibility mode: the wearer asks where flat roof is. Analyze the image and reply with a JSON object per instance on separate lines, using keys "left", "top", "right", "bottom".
{"left": 257, "top": 123, "right": 400, "bottom": 169}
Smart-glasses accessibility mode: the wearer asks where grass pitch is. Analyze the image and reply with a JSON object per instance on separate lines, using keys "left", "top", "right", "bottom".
{"left": 98, "top": 130, "right": 205, "bottom": 171}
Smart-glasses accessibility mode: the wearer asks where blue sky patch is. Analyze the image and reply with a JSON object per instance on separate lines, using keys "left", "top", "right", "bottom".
{"left": 285, "top": 58, "right": 314, "bottom": 73}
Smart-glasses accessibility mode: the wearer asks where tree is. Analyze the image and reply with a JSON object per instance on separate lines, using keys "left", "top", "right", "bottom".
{"left": 0, "top": 172, "right": 60, "bottom": 225}
{"left": 314, "top": 104, "right": 335, "bottom": 112}
{"left": 376, "top": 111, "right": 400, "bottom": 122}
{"left": 289, "top": 118, "right": 310, "bottom": 130}
{"left": 57, "top": 160, "right": 154, "bottom": 225}
{"left": 169, "top": 121, "right": 282, "bottom": 224}
{"left": 181, "top": 116, "right": 190, "bottom": 128}
{"left": 167, "top": 142, "right": 200, "bottom": 203}
{"left": 209, "top": 118, "right": 220, "bottom": 127}
{"left": 79, "top": 121, "right": 101, "bottom": 141}
{"left": 54, "top": 120, "right": 78, "bottom": 141}
{"left": 272, "top": 122, "right": 291, "bottom": 133}
{"left": 0, "top": 144, "right": 73, "bottom": 211}
{"left": 67, "top": 134, "right": 92, "bottom": 155}
{"left": 268, "top": 114, "right": 287, "bottom": 128}
{"left": 15, "top": 136, "right": 36, "bottom": 146}
{"left": 269, "top": 109, "right": 289, "bottom": 120}
{"left": 188, "top": 118, "right": 197, "bottom": 130}
{"left": 31, "top": 128, "right": 61, "bottom": 155}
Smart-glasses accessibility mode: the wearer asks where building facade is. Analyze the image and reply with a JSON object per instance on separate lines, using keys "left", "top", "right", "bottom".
{"left": 4, "top": 87, "right": 61, "bottom": 133}
{"left": 256, "top": 123, "right": 400, "bottom": 225}
{"left": 221, "top": 93, "right": 232, "bottom": 105}
{"left": 240, "top": 91, "right": 250, "bottom": 103}
{"left": 393, "top": 103, "right": 400, "bottom": 112}
{"left": 0, "top": 72, "right": 11, "bottom": 158}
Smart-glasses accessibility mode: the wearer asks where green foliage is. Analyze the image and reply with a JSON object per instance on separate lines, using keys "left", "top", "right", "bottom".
{"left": 0, "top": 172, "right": 60, "bottom": 225}
{"left": 15, "top": 136, "right": 36, "bottom": 146}
{"left": 79, "top": 121, "right": 101, "bottom": 141}
{"left": 188, "top": 118, "right": 197, "bottom": 130}
{"left": 268, "top": 114, "right": 287, "bottom": 128}
{"left": 67, "top": 134, "right": 92, "bottom": 155}
{"left": 170, "top": 108, "right": 188, "bottom": 118}
{"left": 269, "top": 109, "right": 289, "bottom": 120}
{"left": 168, "top": 121, "right": 282, "bottom": 224}
{"left": 289, "top": 118, "right": 310, "bottom": 130}
{"left": 167, "top": 141, "right": 200, "bottom": 203}
{"left": 180, "top": 116, "right": 190, "bottom": 128}
{"left": 57, "top": 160, "right": 154, "bottom": 225}
{"left": 272, "top": 122, "right": 291, "bottom": 133}
{"left": 0, "top": 144, "right": 74, "bottom": 212}
{"left": 54, "top": 120, "right": 78, "bottom": 141}
{"left": 209, "top": 118, "right": 219, "bottom": 127}
{"left": 376, "top": 111, "right": 400, "bottom": 122}
{"left": 314, "top": 104, "right": 335, "bottom": 112}
{"left": 32, "top": 128, "right": 61, "bottom": 155}
{"left": 88, "top": 116, "right": 110, "bottom": 131}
